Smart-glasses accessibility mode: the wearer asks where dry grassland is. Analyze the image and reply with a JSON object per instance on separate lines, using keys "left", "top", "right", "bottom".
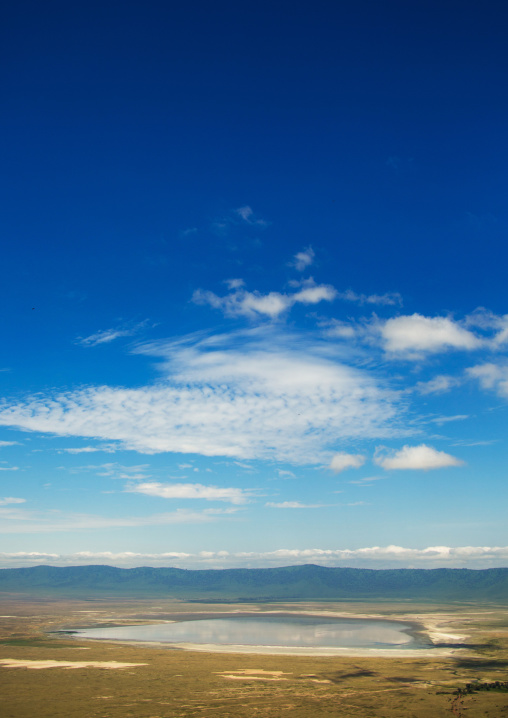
{"left": 1, "top": 595, "right": 507, "bottom": 717}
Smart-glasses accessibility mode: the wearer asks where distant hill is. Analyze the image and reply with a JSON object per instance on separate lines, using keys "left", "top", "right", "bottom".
{"left": 1, "top": 564, "right": 508, "bottom": 602}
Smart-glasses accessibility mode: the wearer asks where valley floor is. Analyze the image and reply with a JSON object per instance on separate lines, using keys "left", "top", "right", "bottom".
{"left": 1, "top": 596, "right": 507, "bottom": 717}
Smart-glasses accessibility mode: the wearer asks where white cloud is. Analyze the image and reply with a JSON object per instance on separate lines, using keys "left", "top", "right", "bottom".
{"left": 320, "top": 319, "right": 357, "bottom": 339}
{"left": 3, "top": 544, "right": 508, "bottom": 569}
{"left": 0, "top": 331, "right": 403, "bottom": 465}
{"left": 374, "top": 444, "right": 464, "bottom": 470}
{"left": 0, "top": 466, "right": 19, "bottom": 471}
{"left": 193, "top": 287, "right": 289, "bottom": 319}
{"left": 338, "top": 289, "right": 402, "bottom": 306}
{"left": 0, "top": 441, "right": 19, "bottom": 447}
{"left": 381, "top": 314, "right": 481, "bottom": 356}
{"left": 293, "top": 283, "right": 336, "bottom": 304}
{"left": 192, "top": 280, "right": 336, "bottom": 320}
{"left": 319, "top": 307, "right": 508, "bottom": 358}
{"left": 0, "top": 497, "right": 26, "bottom": 506}
{"left": 290, "top": 247, "right": 315, "bottom": 272}
{"left": 234, "top": 206, "right": 268, "bottom": 226}
{"left": 467, "top": 362, "right": 508, "bottom": 398}
{"left": 127, "top": 481, "right": 251, "bottom": 505}
{"left": 329, "top": 452, "right": 365, "bottom": 473}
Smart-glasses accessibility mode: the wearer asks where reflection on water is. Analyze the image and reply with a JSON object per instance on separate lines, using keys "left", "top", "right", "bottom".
{"left": 74, "top": 615, "right": 424, "bottom": 649}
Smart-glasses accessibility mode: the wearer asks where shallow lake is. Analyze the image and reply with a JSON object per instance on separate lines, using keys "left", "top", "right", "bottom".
{"left": 72, "top": 615, "right": 429, "bottom": 650}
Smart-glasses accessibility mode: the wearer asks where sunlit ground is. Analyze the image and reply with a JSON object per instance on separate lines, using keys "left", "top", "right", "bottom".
{"left": 1, "top": 596, "right": 508, "bottom": 717}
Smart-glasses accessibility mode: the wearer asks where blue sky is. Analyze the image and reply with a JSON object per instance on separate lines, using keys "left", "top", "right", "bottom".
{"left": 1, "top": 1, "right": 507, "bottom": 570}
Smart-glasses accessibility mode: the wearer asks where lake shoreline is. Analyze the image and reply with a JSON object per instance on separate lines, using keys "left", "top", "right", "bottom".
{"left": 58, "top": 635, "right": 463, "bottom": 657}
{"left": 54, "top": 609, "right": 466, "bottom": 658}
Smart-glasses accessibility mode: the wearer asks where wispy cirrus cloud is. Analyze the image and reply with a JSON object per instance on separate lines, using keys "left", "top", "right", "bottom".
{"left": 6, "top": 279, "right": 506, "bottom": 472}
{"left": 265, "top": 501, "right": 323, "bottom": 509}
{"left": 76, "top": 320, "right": 151, "bottom": 347}
{"left": 338, "top": 289, "right": 402, "bottom": 306}
{"left": 414, "top": 375, "right": 462, "bottom": 395}
{"left": 58, "top": 444, "right": 119, "bottom": 454}
{"left": 348, "top": 476, "right": 383, "bottom": 486}
{"left": 0, "top": 506, "right": 235, "bottom": 534}
{"left": 428, "top": 414, "right": 469, "bottom": 425}
{"left": 0, "top": 329, "right": 403, "bottom": 465}
{"left": 0, "top": 497, "right": 26, "bottom": 506}
{"left": 64, "top": 463, "right": 152, "bottom": 480}
{"left": 276, "top": 469, "right": 296, "bottom": 479}
{"left": 127, "top": 481, "right": 252, "bottom": 505}
{"left": 95, "top": 464, "right": 151, "bottom": 480}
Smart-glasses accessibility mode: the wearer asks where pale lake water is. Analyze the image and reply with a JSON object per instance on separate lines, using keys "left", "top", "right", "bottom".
{"left": 72, "top": 615, "right": 430, "bottom": 650}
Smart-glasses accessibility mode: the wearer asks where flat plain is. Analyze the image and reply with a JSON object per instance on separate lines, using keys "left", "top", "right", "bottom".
{"left": 1, "top": 595, "right": 507, "bottom": 717}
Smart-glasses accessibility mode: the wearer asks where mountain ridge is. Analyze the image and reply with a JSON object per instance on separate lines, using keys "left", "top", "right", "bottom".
{"left": 1, "top": 564, "right": 507, "bottom": 602}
